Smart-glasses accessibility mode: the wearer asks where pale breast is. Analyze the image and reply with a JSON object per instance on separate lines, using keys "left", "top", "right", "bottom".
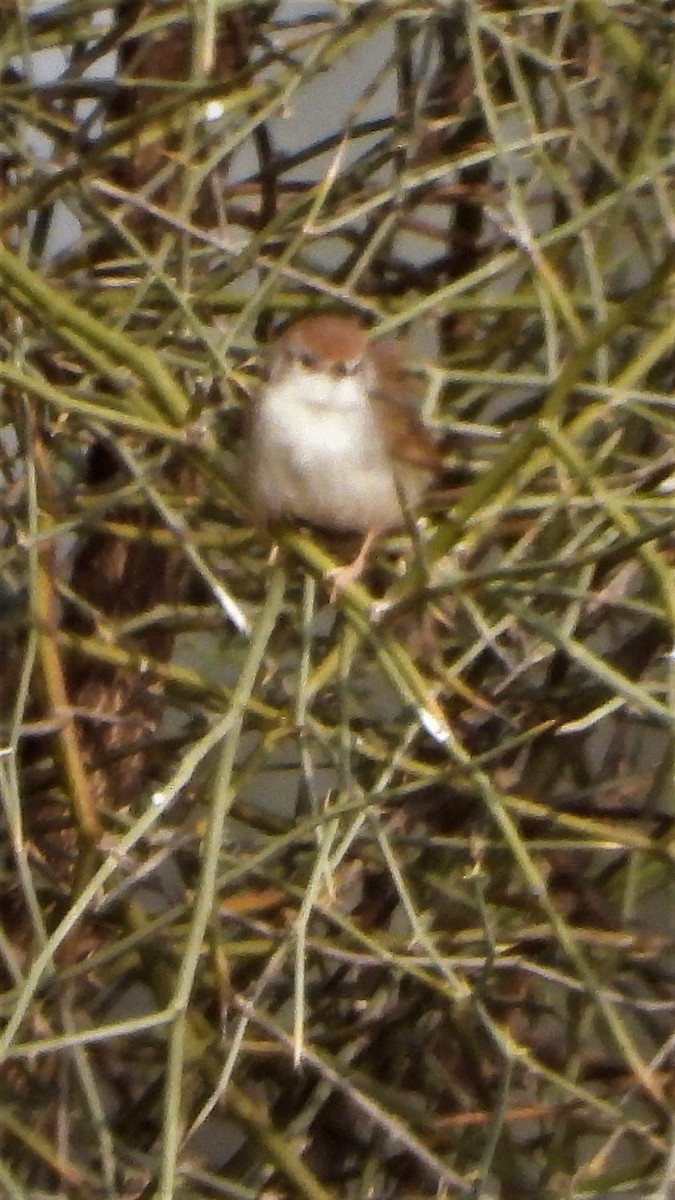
{"left": 252, "top": 368, "right": 416, "bottom": 533}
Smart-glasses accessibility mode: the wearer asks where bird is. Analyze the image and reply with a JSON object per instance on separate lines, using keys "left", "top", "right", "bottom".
{"left": 250, "top": 313, "right": 441, "bottom": 596}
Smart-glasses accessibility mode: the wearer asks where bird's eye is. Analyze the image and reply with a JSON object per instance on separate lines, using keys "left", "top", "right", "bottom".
{"left": 297, "top": 350, "right": 316, "bottom": 368}
{"left": 333, "top": 358, "right": 361, "bottom": 378}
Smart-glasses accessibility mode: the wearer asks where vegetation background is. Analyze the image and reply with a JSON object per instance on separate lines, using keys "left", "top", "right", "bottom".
{"left": 1, "top": 1, "right": 674, "bottom": 1197}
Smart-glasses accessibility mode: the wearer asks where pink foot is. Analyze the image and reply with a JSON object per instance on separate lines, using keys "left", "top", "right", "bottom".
{"left": 326, "top": 528, "right": 380, "bottom": 602}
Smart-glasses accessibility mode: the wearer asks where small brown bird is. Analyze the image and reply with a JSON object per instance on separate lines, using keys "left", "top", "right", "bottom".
{"left": 251, "top": 314, "right": 441, "bottom": 595}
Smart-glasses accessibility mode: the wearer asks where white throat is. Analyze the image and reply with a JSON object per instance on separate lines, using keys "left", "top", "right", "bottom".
{"left": 271, "top": 361, "right": 375, "bottom": 411}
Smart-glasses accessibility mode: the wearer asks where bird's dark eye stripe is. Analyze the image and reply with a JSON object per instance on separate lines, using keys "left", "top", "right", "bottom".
{"left": 290, "top": 349, "right": 316, "bottom": 367}
{"left": 332, "top": 358, "right": 362, "bottom": 377}
{"left": 287, "top": 350, "right": 363, "bottom": 375}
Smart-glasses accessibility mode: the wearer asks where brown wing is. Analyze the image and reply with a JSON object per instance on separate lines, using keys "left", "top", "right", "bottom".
{"left": 369, "top": 341, "right": 442, "bottom": 473}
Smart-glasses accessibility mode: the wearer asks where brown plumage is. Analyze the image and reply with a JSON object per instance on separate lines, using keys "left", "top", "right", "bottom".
{"left": 251, "top": 314, "right": 441, "bottom": 593}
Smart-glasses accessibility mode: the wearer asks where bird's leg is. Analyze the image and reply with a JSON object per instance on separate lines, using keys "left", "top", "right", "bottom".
{"left": 328, "top": 527, "right": 380, "bottom": 601}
